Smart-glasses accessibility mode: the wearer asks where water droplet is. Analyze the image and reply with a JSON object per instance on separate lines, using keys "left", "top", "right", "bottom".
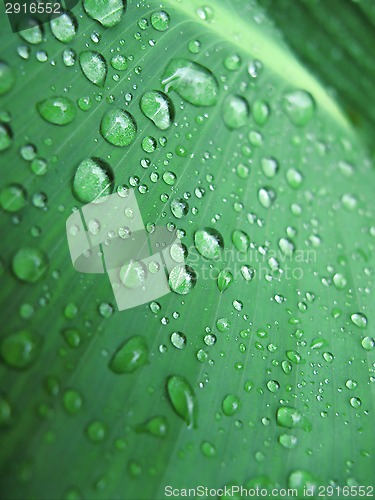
{"left": 0, "top": 61, "right": 16, "bottom": 95}
{"left": 79, "top": 51, "right": 107, "bottom": 87}
{"left": 0, "top": 330, "right": 41, "bottom": 369}
{"left": 349, "top": 397, "right": 361, "bottom": 409}
{"left": 100, "top": 108, "right": 137, "bottom": 146}
{"left": 277, "top": 406, "right": 311, "bottom": 431}
{"left": 62, "top": 328, "right": 81, "bottom": 348}
{"left": 194, "top": 227, "right": 224, "bottom": 260}
{"left": 279, "top": 433, "right": 298, "bottom": 449}
{"left": 232, "top": 230, "right": 249, "bottom": 252}
{"left": 37, "top": 96, "right": 76, "bottom": 125}
{"left": 252, "top": 99, "right": 270, "bottom": 126}
{"left": 63, "top": 389, "right": 82, "bottom": 414}
{"left": 0, "top": 396, "right": 12, "bottom": 426}
{"left": 222, "top": 394, "right": 240, "bottom": 416}
{"left": 282, "top": 90, "right": 315, "bottom": 126}
{"left": 170, "top": 331, "right": 186, "bottom": 350}
{"left": 201, "top": 441, "right": 216, "bottom": 457}
{"left": 86, "top": 420, "right": 106, "bottom": 442}
{"left": 109, "top": 336, "right": 148, "bottom": 374}
{"left": 286, "top": 168, "right": 303, "bottom": 189}
{"left": 137, "top": 416, "right": 168, "bottom": 437}
{"left": 0, "top": 184, "right": 26, "bottom": 212}
{"left": 169, "top": 265, "right": 197, "bottom": 295}
{"left": 73, "top": 157, "right": 114, "bottom": 203}
{"left": 162, "top": 58, "right": 219, "bottom": 106}
{"left": 111, "top": 54, "right": 127, "bottom": 71}
{"left": 151, "top": 11, "right": 170, "bottom": 31}
{"left": 140, "top": 91, "right": 174, "bottom": 130}
{"left": 162, "top": 171, "right": 176, "bottom": 185}
{"left": 222, "top": 95, "right": 249, "bottom": 129}
{"left": 351, "top": 312, "right": 367, "bottom": 329}
{"left": 217, "top": 269, "right": 233, "bottom": 292}
{"left": 120, "top": 260, "right": 146, "bottom": 288}
{"left": 266, "top": 380, "right": 280, "bottom": 393}
{"left": 286, "top": 350, "right": 301, "bottom": 364}
{"left": 279, "top": 237, "right": 294, "bottom": 257}
{"left": 0, "top": 123, "right": 12, "bottom": 151}
{"left": 258, "top": 187, "right": 276, "bottom": 208}
{"left": 345, "top": 379, "right": 357, "bottom": 390}
{"left": 19, "top": 18, "right": 43, "bottom": 44}
{"left": 361, "top": 336, "right": 374, "bottom": 351}
{"left": 83, "top": 0, "right": 124, "bottom": 28}
{"left": 288, "top": 470, "right": 317, "bottom": 494}
{"left": 63, "top": 48, "right": 76, "bottom": 67}
{"left": 167, "top": 375, "right": 196, "bottom": 428}
{"left": 170, "top": 198, "right": 189, "bottom": 219}
{"left": 12, "top": 247, "right": 49, "bottom": 283}
{"left": 50, "top": 12, "right": 77, "bottom": 43}
{"left": 224, "top": 53, "right": 241, "bottom": 71}
{"left": 333, "top": 273, "right": 347, "bottom": 290}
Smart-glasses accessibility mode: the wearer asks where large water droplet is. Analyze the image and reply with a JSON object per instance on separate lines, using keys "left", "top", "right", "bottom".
{"left": 140, "top": 91, "right": 174, "bottom": 130}
{"left": 351, "top": 312, "right": 367, "bottom": 329}
{"left": 0, "top": 184, "right": 26, "bottom": 212}
{"left": 100, "top": 108, "right": 137, "bottom": 147}
{"left": 0, "top": 61, "right": 16, "bottom": 95}
{"left": 109, "top": 336, "right": 148, "bottom": 374}
{"left": 37, "top": 96, "right": 76, "bottom": 125}
{"left": 167, "top": 375, "right": 196, "bottom": 428}
{"left": 276, "top": 406, "right": 311, "bottom": 431}
{"left": 79, "top": 51, "right": 107, "bottom": 87}
{"left": 222, "top": 95, "right": 249, "bottom": 129}
{"left": 0, "top": 330, "right": 42, "bottom": 369}
{"left": 169, "top": 265, "right": 197, "bottom": 295}
{"left": 50, "top": 12, "right": 77, "bottom": 43}
{"left": 151, "top": 11, "right": 170, "bottom": 31}
{"left": 83, "top": 0, "right": 124, "bottom": 28}
{"left": 282, "top": 90, "right": 315, "bottom": 126}
{"left": 194, "top": 227, "right": 224, "bottom": 260}
{"left": 162, "top": 58, "right": 219, "bottom": 106}
{"left": 73, "top": 157, "right": 114, "bottom": 203}
{"left": 12, "top": 247, "right": 49, "bottom": 283}
{"left": 120, "top": 260, "right": 147, "bottom": 288}
{"left": 19, "top": 18, "right": 43, "bottom": 44}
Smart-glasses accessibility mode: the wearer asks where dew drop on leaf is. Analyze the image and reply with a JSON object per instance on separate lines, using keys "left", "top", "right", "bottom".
{"left": 170, "top": 198, "right": 189, "bottom": 219}
{"left": 222, "top": 95, "right": 249, "bottom": 129}
{"left": 150, "top": 11, "right": 170, "bottom": 31}
{"left": 50, "top": 13, "right": 77, "bottom": 43}
{"left": 0, "top": 123, "right": 12, "bottom": 151}
{"left": 86, "top": 420, "right": 106, "bottom": 442}
{"left": 0, "top": 396, "right": 12, "bottom": 426}
{"left": 100, "top": 108, "right": 137, "bottom": 147}
{"left": 282, "top": 89, "right": 315, "bottom": 126}
{"left": 137, "top": 416, "right": 168, "bottom": 437}
{"left": 0, "top": 61, "right": 16, "bottom": 95}
{"left": 217, "top": 269, "right": 233, "bottom": 292}
{"left": 252, "top": 99, "right": 270, "bottom": 126}
{"left": 37, "top": 96, "right": 76, "bottom": 126}
{"left": 83, "top": 0, "right": 125, "bottom": 28}
{"left": 0, "top": 330, "right": 42, "bottom": 369}
{"left": 167, "top": 375, "right": 196, "bottom": 427}
{"left": 194, "top": 227, "right": 224, "bottom": 260}
{"left": 276, "top": 406, "right": 311, "bottom": 431}
{"left": 140, "top": 91, "right": 174, "bottom": 130}
{"left": 12, "top": 247, "right": 49, "bottom": 283}
{"left": 79, "top": 51, "right": 107, "bottom": 87}
{"left": 19, "top": 19, "right": 43, "bottom": 44}
{"left": 170, "top": 331, "right": 186, "bottom": 350}
{"left": 162, "top": 58, "right": 219, "bottom": 106}
{"left": 232, "top": 230, "right": 249, "bottom": 252}
{"left": 0, "top": 184, "right": 26, "bottom": 212}
{"left": 261, "top": 157, "right": 279, "bottom": 178}
{"left": 351, "top": 312, "right": 367, "bottom": 329}
{"left": 258, "top": 187, "right": 276, "bottom": 208}
{"left": 63, "top": 389, "right": 82, "bottom": 414}
{"left": 168, "top": 265, "right": 197, "bottom": 295}
{"left": 109, "top": 336, "right": 148, "bottom": 374}
{"left": 222, "top": 394, "right": 240, "bottom": 416}
{"left": 73, "top": 157, "right": 114, "bottom": 203}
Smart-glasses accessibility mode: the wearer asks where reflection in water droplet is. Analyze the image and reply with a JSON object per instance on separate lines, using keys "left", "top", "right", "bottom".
{"left": 151, "top": 11, "right": 170, "bottom": 31}
{"left": 37, "top": 96, "right": 76, "bottom": 125}
{"left": 169, "top": 265, "right": 197, "bottom": 295}
{"left": 140, "top": 91, "right": 174, "bottom": 130}
{"left": 51, "top": 12, "right": 77, "bottom": 43}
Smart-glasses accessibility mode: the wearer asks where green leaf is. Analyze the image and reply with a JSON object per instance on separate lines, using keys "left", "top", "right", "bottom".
{"left": 0, "top": 0, "right": 374, "bottom": 498}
